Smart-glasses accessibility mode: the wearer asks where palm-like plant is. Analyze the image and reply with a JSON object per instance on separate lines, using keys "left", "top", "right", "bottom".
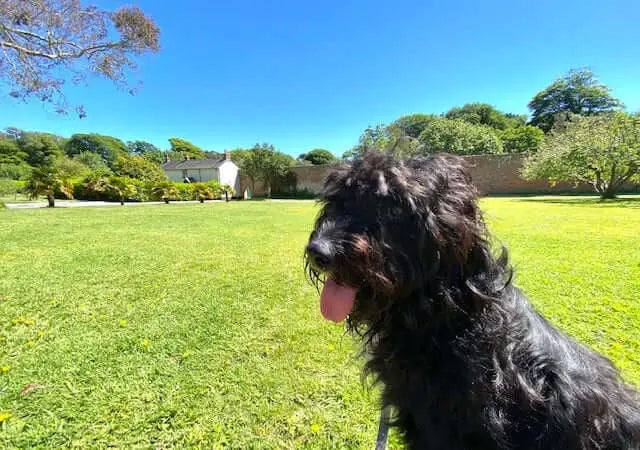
{"left": 106, "top": 176, "right": 138, "bottom": 205}
{"left": 191, "top": 183, "right": 214, "bottom": 203}
{"left": 24, "top": 166, "right": 73, "bottom": 207}
{"left": 151, "top": 181, "right": 179, "bottom": 204}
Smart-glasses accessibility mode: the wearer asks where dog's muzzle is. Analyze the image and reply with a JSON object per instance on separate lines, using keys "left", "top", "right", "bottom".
{"left": 306, "top": 239, "right": 334, "bottom": 271}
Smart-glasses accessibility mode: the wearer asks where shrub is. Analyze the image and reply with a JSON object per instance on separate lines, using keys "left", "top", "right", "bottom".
{"left": 151, "top": 181, "right": 179, "bottom": 204}
{"left": 105, "top": 176, "right": 139, "bottom": 205}
{"left": 174, "top": 183, "right": 195, "bottom": 201}
{"left": 113, "top": 155, "right": 167, "bottom": 182}
{"left": 0, "top": 179, "right": 24, "bottom": 197}
{"left": 0, "top": 163, "right": 32, "bottom": 180}
{"left": 191, "top": 183, "right": 215, "bottom": 202}
{"left": 75, "top": 170, "right": 112, "bottom": 200}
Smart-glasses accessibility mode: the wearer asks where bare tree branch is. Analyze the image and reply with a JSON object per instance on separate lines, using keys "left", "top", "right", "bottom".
{"left": 0, "top": 0, "right": 160, "bottom": 116}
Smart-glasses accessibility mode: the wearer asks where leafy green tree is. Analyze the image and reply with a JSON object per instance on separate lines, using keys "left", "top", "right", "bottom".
{"left": 0, "top": 162, "right": 31, "bottom": 180}
{"left": 55, "top": 156, "right": 90, "bottom": 179}
{"left": 19, "top": 133, "right": 64, "bottom": 167}
{"left": 522, "top": 112, "right": 640, "bottom": 199}
{"left": 355, "top": 124, "right": 391, "bottom": 153}
{"left": 237, "top": 143, "right": 293, "bottom": 196}
{"left": 498, "top": 126, "right": 544, "bottom": 154}
{"left": 388, "top": 114, "right": 437, "bottom": 139}
{"left": 112, "top": 155, "right": 166, "bottom": 182}
{"left": 418, "top": 118, "right": 503, "bottom": 155}
{"left": 72, "top": 152, "right": 110, "bottom": 171}
{"left": 528, "top": 69, "right": 624, "bottom": 132}
{"left": 24, "top": 165, "right": 73, "bottom": 207}
{"left": 105, "top": 176, "right": 138, "bottom": 205}
{"left": 127, "top": 141, "right": 159, "bottom": 156}
{"left": 299, "top": 149, "right": 337, "bottom": 165}
{"left": 0, "top": 136, "right": 27, "bottom": 164}
{"left": 445, "top": 104, "right": 512, "bottom": 130}
{"left": 66, "top": 134, "right": 129, "bottom": 168}
{"left": 168, "top": 138, "right": 205, "bottom": 159}
{"left": 229, "top": 149, "right": 250, "bottom": 167}
{"left": 0, "top": 1, "right": 160, "bottom": 116}
{"left": 151, "top": 181, "right": 179, "bottom": 204}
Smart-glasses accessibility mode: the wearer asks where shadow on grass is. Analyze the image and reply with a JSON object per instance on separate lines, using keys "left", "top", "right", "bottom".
{"left": 516, "top": 195, "right": 640, "bottom": 209}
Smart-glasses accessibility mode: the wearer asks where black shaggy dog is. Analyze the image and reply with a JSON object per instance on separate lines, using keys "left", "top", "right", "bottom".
{"left": 305, "top": 151, "right": 640, "bottom": 449}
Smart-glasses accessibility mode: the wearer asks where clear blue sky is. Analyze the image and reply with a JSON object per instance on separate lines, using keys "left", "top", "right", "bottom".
{"left": 1, "top": 0, "right": 639, "bottom": 157}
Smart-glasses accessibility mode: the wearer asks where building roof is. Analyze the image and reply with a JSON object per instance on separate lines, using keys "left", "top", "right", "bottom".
{"left": 162, "top": 158, "right": 229, "bottom": 170}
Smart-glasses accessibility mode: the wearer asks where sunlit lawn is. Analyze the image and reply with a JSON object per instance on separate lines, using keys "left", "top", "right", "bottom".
{"left": 0, "top": 196, "right": 638, "bottom": 448}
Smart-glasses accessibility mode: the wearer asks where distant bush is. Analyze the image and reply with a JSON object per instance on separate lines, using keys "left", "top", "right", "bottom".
{"left": 271, "top": 188, "right": 316, "bottom": 199}
{"left": 0, "top": 163, "right": 32, "bottom": 180}
{"left": 174, "top": 183, "right": 195, "bottom": 201}
{"left": 191, "top": 183, "right": 215, "bottom": 202}
{"left": 151, "top": 181, "right": 179, "bottom": 204}
{"left": 0, "top": 179, "right": 24, "bottom": 197}
{"left": 74, "top": 170, "right": 112, "bottom": 200}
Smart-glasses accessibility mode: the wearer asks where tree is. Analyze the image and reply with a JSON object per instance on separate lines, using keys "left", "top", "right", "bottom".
{"left": 191, "top": 182, "right": 214, "bottom": 203}
{"left": 0, "top": 1, "right": 160, "bottom": 116}
{"left": 127, "top": 140, "right": 159, "bottom": 156}
{"left": 498, "top": 126, "right": 544, "bottom": 154}
{"left": 112, "top": 155, "right": 166, "bottom": 182}
{"left": 354, "top": 124, "right": 391, "bottom": 153}
{"left": 388, "top": 114, "right": 437, "bottom": 139}
{"left": 168, "top": 138, "right": 205, "bottom": 159}
{"left": 0, "top": 135, "right": 27, "bottom": 164}
{"left": 445, "top": 104, "right": 512, "bottom": 130}
{"left": 299, "top": 149, "right": 337, "bottom": 165}
{"left": 522, "top": 112, "right": 640, "bottom": 199}
{"left": 151, "top": 180, "right": 179, "bottom": 204}
{"left": 24, "top": 164, "right": 73, "bottom": 207}
{"left": 237, "top": 143, "right": 293, "bottom": 196}
{"left": 528, "top": 69, "right": 624, "bottom": 132}
{"left": 78, "top": 169, "right": 111, "bottom": 200}
{"left": 229, "top": 148, "right": 250, "bottom": 167}
{"left": 65, "top": 134, "right": 129, "bottom": 168}
{"left": 72, "top": 151, "right": 109, "bottom": 171}
{"left": 105, "top": 176, "right": 137, "bottom": 205}
{"left": 55, "top": 155, "right": 90, "bottom": 179}
{"left": 18, "top": 132, "right": 64, "bottom": 167}
{"left": 418, "top": 118, "right": 503, "bottom": 155}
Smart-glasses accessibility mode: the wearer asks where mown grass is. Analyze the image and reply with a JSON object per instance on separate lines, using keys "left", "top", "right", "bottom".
{"left": 0, "top": 196, "right": 638, "bottom": 448}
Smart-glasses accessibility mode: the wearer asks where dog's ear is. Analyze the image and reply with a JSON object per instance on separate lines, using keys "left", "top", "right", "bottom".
{"left": 408, "top": 154, "right": 484, "bottom": 271}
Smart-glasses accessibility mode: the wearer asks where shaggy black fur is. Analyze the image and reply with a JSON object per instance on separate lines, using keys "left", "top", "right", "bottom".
{"left": 305, "top": 151, "right": 640, "bottom": 449}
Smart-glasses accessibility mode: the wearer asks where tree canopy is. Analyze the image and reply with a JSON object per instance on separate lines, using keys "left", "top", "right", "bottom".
{"left": 528, "top": 69, "right": 623, "bottom": 132}
{"left": 235, "top": 143, "right": 293, "bottom": 195}
{"left": 522, "top": 112, "right": 640, "bottom": 198}
{"left": 66, "top": 134, "right": 129, "bottom": 168}
{"left": 418, "top": 118, "right": 503, "bottom": 155}
{"left": 0, "top": 0, "right": 160, "bottom": 116}
{"left": 168, "top": 138, "right": 205, "bottom": 159}
{"left": 298, "top": 149, "right": 337, "bottom": 165}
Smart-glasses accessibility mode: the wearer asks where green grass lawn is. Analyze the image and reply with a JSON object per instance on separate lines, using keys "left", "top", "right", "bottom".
{"left": 0, "top": 196, "right": 638, "bottom": 448}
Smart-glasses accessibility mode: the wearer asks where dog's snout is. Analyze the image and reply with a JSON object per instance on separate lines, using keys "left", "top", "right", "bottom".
{"left": 306, "top": 240, "right": 334, "bottom": 270}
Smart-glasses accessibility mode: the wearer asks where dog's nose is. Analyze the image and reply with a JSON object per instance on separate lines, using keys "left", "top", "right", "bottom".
{"left": 306, "top": 240, "right": 334, "bottom": 270}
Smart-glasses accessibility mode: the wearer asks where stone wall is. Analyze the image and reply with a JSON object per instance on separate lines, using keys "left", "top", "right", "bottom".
{"left": 239, "top": 155, "right": 639, "bottom": 197}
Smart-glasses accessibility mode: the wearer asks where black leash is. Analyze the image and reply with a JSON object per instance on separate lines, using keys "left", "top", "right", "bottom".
{"left": 375, "top": 406, "right": 391, "bottom": 450}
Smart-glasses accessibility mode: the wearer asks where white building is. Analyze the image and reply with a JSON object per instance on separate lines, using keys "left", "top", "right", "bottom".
{"left": 162, "top": 151, "right": 240, "bottom": 193}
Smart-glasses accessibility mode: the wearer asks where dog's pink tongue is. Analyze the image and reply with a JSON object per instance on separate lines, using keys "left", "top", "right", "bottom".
{"left": 320, "top": 279, "right": 357, "bottom": 323}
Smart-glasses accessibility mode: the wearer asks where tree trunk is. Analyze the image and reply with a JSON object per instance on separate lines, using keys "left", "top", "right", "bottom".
{"left": 225, "top": 191, "right": 229, "bottom": 202}
{"left": 199, "top": 198, "right": 204, "bottom": 203}
{"left": 164, "top": 198, "right": 169, "bottom": 204}
{"left": 120, "top": 199, "right": 125, "bottom": 206}
{"left": 600, "top": 189, "right": 617, "bottom": 199}
{"left": 47, "top": 193, "right": 55, "bottom": 207}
